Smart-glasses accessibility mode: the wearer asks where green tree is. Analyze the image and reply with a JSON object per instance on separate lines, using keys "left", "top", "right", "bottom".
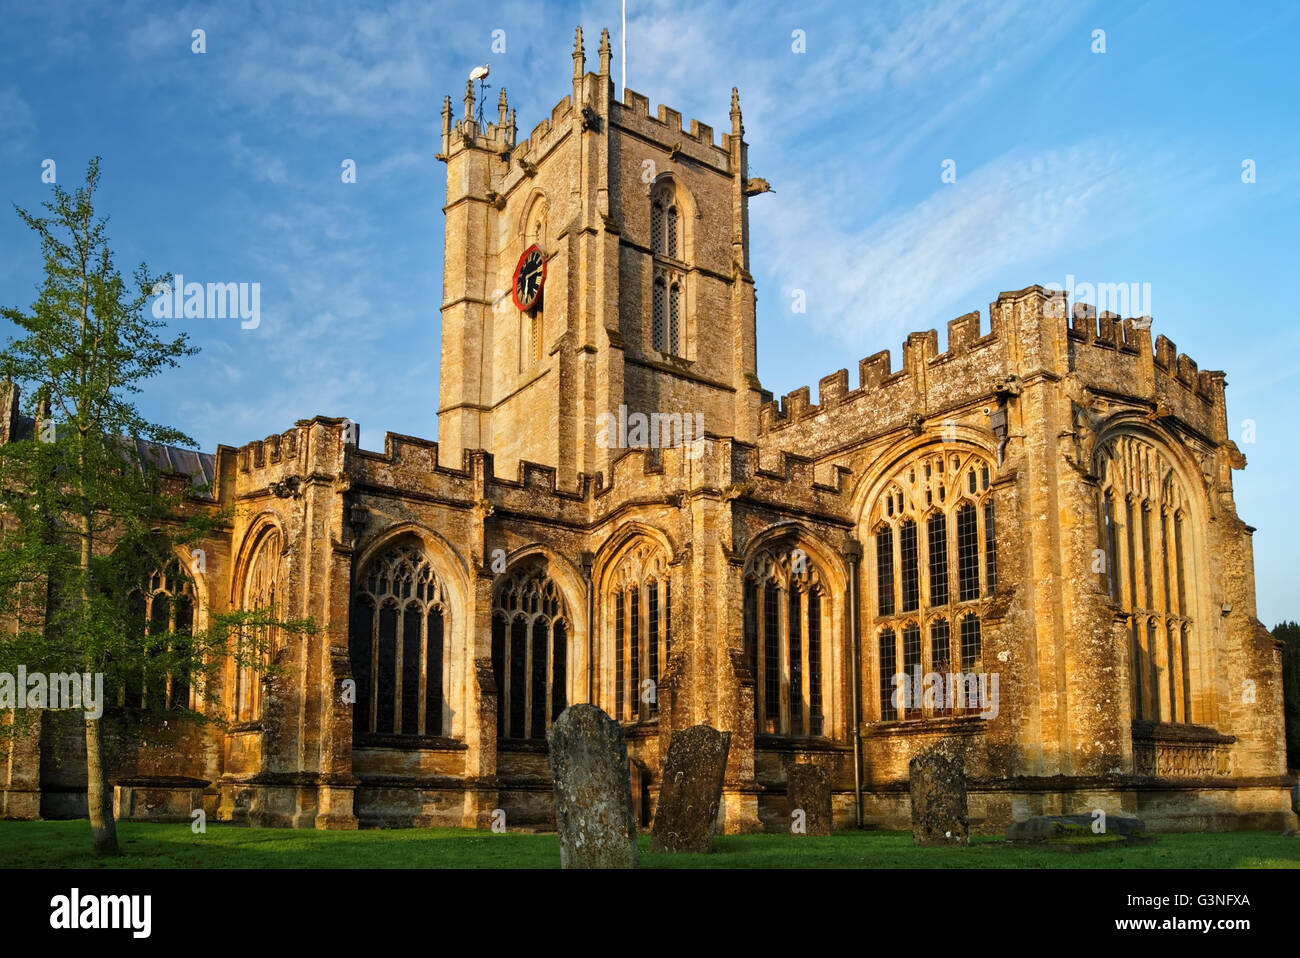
{"left": 0, "top": 158, "right": 308, "bottom": 855}
{"left": 1274, "top": 620, "right": 1300, "bottom": 771}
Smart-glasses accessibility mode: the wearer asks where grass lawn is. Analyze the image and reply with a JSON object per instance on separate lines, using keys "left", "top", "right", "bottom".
{"left": 2, "top": 820, "right": 1297, "bottom": 868}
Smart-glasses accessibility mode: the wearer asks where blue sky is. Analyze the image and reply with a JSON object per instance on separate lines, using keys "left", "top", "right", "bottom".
{"left": 0, "top": 0, "right": 1297, "bottom": 625}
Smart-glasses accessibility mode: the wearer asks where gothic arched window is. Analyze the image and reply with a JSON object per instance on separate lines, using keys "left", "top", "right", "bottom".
{"left": 235, "top": 526, "right": 283, "bottom": 724}
{"left": 743, "top": 544, "right": 826, "bottom": 737}
{"left": 1096, "top": 433, "right": 1200, "bottom": 724}
{"left": 351, "top": 541, "right": 449, "bottom": 738}
{"left": 869, "top": 450, "right": 996, "bottom": 721}
{"left": 492, "top": 566, "right": 569, "bottom": 740}
{"left": 606, "top": 543, "right": 671, "bottom": 723}
{"left": 121, "top": 557, "right": 195, "bottom": 711}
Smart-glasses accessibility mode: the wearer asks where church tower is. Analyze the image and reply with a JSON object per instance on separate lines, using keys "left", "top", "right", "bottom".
{"left": 436, "top": 27, "right": 764, "bottom": 485}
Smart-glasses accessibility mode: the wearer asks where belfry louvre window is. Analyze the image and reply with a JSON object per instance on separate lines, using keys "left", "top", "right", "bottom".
{"left": 352, "top": 542, "right": 449, "bottom": 738}
{"left": 869, "top": 450, "right": 997, "bottom": 722}
{"left": 649, "top": 180, "right": 686, "bottom": 358}
{"left": 743, "top": 544, "right": 826, "bottom": 737}
{"left": 669, "top": 283, "right": 681, "bottom": 355}
{"left": 652, "top": 279, "right": 667, "bottom": 352}
{"left": 607, "top": 544, "right": 671, "bottom": 723}
{"left": 651, "top": 181, "right": 681, "bottom": 259}
{"left": 1096, "top": 433, "right": 1200, "bottom": 725}
{"left": 491, "top": 567, "right": 568, "bottom": 740}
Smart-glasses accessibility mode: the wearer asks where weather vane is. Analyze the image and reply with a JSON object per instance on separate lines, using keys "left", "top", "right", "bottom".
{"left": 470, "top": 63, "right": 490, "bottom": 126}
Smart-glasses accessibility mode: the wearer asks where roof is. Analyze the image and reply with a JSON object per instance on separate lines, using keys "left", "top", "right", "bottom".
{"left": 125, "top": 437, "right": 217, "bottom": 495}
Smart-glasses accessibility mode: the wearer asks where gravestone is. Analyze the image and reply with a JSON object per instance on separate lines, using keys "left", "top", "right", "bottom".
{"left": 651, "top": 724, "right": 731, "bottom": 853}
{"left": 1006, "top": 813, "right": 1146, "bottom": 842}
{"left": 787, "top": 764, "right": 832, "bottom": 835}
{"left": 1286, "top": 784, "right": 1300, "bottom": 837}
{"left": 908, "top": 744, "right": 968, "bottom": 846}
{"left": 629, "top": 760, "right": 644, "bottom": 828}
{"left": 547, "top": 704, "right": 638, "bottom": 868}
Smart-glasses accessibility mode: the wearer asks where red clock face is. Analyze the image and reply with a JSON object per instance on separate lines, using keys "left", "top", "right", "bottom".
{"left": 511, "top": 244, "right": 546, "bottom": 312}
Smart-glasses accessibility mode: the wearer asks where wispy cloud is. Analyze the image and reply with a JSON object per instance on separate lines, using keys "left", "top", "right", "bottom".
{"left": 226, "top": 131, "right": 289, "bottom": 184}
{"left": 757, "top": 141, "right": 1131, "bottom": 350}
{"left": 0, "top": 87, "right": 35, "bottom": 157}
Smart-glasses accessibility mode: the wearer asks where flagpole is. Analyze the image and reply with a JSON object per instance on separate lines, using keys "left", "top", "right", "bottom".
{"left": 621, "top": 0, "right": 626, "bottom": 96}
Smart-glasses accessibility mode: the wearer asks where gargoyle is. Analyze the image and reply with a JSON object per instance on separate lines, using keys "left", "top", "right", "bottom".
{"left": 270, "top": 476, "right": 302, "bottom": 499}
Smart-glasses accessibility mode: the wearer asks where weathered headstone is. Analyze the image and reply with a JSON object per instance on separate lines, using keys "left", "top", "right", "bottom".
{"left": 908, "top": 744, "right": 968, "bottom": 846}
{"left": 787, "top": 764, "right": 832, "bottom": 835}
{"left": 1285, "top": 784, "right": 1300, "bottom": 837}
{"left": 651, "top": 724, "right": 731, "bottom": 853}
{"left": 547, "top": 704, "right": 638, "bottom": 868}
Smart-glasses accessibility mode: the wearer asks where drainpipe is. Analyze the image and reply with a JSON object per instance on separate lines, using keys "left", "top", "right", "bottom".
{"left": 843, "top": 538, "right": 864, "bottom": 828}
{"left": 581, "top": 551, "right": 595, "bottom": 704}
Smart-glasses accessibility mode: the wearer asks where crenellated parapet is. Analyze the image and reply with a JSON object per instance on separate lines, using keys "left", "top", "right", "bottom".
{"left": 336, "top": 420, "right": 853, "bottom": 532}
{"left": 613, "top": 88, "right": 735, "bottom": 175}
{"left": 499, "top": 96, "right": 574, "bottom": 176}
{"left": 759, "top": 284, "right": 1231, "bottom": 451}
{"left": 1064, "top": 302, "right": 1226, "bottom": 443}
{"left": 758, "top": 291, "right": 1011, "bottom": 441}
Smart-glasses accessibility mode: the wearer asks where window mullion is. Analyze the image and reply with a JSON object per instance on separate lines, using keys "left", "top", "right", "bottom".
{"left": 394, "top": 604, "right": 405, "bottom": 735}
{"left": 418, "top": 603, "right": 429, "bottom": 735}
{"left": 778, "top": 585, "right": 790, "bottom": 734}
{"left": 369, "top": 603, "right": 381, "bottom": 734}
{"left": 756, "top": 584, "right": 766, "bottom": 727}
{"left": 800, "top": 588, "right": 811, "bottom": 736}
{"left": 523, "top": 615, "right": 534, "bottom": 739}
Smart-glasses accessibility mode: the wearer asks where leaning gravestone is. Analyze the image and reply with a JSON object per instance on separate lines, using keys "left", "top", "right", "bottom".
{"left": 787, "top": 764, "right": 833, "bottom": 835}
{"left": 547, "top": 704, "right": 638, "bottom": 868}
{"left": 651, "top": 725, "right": 731, "bottom": 853}
{"left": 908, "top": 744, "right": 969, "bottom": 846}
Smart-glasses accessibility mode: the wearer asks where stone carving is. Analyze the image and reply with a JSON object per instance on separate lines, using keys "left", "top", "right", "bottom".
{"left": 1133, "top": 742, "right": 1232, "bottom": 778}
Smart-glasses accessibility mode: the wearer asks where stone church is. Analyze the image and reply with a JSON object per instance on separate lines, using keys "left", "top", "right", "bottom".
{"left": 3, "top": 27, "right": 1292, "bottom": 833}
